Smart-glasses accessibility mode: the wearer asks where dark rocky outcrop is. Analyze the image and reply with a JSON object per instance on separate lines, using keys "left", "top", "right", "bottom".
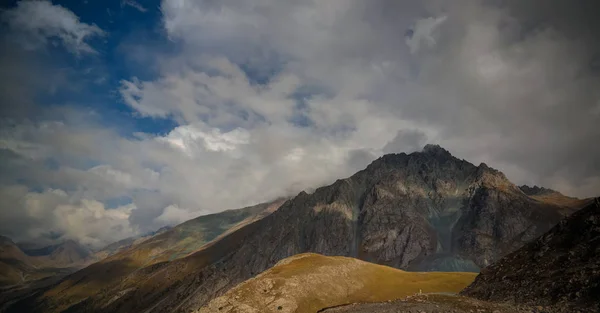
{"left": 4, "top": 145, "right": 590, "bottom": 313}
{"left": 461, "top": 198, "right": 600, "bottom": 312}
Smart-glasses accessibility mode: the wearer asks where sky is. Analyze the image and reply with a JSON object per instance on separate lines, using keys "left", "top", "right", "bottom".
{"left": 0, "top": 0, "right": 599, "bottom": 248}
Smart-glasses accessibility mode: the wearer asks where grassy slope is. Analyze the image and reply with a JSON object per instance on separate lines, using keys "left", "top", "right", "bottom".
{"left": 31, "top": 200, "right": 286, "bottom": 313}
{"left": 99, "top": 199, "right": 285, "bottom": 266}
{"left": 529, "top": 194, "right": 592, "bottom": 215}
{"left": 200, "top": 253, "right": 477, "bottom": 313}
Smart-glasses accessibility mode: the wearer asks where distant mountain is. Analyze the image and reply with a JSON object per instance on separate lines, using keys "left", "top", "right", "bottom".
{"left": 44, "top": 240, "right": 92, "bottom": 267}
{"left": 519, "top": 185, "right": 559, "bottom": 196}
{"left": 200, "top": 253, "right": 476, "bottom": 313}
{"left": 4, "top": 145, "right": 592, "bottom": 313}
{"left": 519, "top": 184, "right": 590, "bottom": 215}
{"left": 0, "top": 236, "right": 29, "bottom": 264}
{"left": 0, "top": 235, "right": 34, "bottom": 286}
{"left": 461, "top": 198, "right": 600, "bottom": 311}
{"left": 0, "top": 236, "right": 85, "bottom": 287}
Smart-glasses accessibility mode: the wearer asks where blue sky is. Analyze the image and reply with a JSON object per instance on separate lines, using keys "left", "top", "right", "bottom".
{"left": 1, "top": 0, "right": 599, "bottom": 248}
{"left": 1, "top": 0, "right": 177, "bottom": 136}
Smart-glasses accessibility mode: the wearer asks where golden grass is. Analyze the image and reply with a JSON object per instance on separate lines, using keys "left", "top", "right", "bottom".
{"left": 531, "top": 194, "right": 591, "bottom": 209}
{"left": 200, "top": 253, "right": 477, "bottom": 313}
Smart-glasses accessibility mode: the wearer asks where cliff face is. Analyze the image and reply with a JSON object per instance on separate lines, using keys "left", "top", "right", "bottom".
{"left": 461, "top": 198, "right": 600, "bottom": 312}
{"left": 6, "top": 145, "right": 588, "bottom": 313}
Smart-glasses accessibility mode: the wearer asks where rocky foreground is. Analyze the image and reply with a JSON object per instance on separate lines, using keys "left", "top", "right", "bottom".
{"left": 461, "top": 198, "right": 600, "bottom": 312}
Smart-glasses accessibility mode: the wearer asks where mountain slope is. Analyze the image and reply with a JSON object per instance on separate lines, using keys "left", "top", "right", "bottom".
{"left": 43, "top": 241, "right": 92, "bottom": 268}
{"left": 92, "top": 226, "right": 171, "bottom": 261}
{"left": 461, "top": 198, "right": 600, "bottom": 311}
{"left": 5, "top": 145, "right": 591, "bottom": 313}
{"left": 100, "top": 198, "right": 287, "bottom": 266}
{"left": 0, "top": 237, "right": 89, "bottom": 287}
{"left": 14, "top": 240, "right": 93, "bottom": 269}
{"left": 1, "top": 199, "right": 286, "bottom": 312}
{"left": 0, "top": 236, "right": 34, "bottom": 286}
{"left": 199, "top": 253, "right": 477, "bottom": 313}
{"left": 0, "top": 236, "right": 29, "bottom": 265}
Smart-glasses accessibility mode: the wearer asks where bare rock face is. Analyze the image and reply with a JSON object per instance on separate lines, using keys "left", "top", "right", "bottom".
{"left": 5, "top": 145, "right": 588, "bottom": 313}
{"left": 461, "top": 198, "right": 600, "bottom": 312}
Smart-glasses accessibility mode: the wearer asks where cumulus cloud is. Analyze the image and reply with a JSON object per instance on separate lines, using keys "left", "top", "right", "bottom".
{"left": 120, "top": 57, "right": 301, "bottom": 126}
{"left": 1, "top": 0, "right": 600, "bottom": 247}
{"left": 53, "top": 200, "right": 137, "bottom": 248}
{"left": 159, "top": 125, "right": 250, "bottom": 155}
{"left": 1, "top": 0, "right": 104, "bottom": 54}
{"left": 0, "top": 186, "right": 138, "bottom": 248}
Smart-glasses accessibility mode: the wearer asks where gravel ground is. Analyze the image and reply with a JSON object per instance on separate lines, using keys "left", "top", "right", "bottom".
{"left": 320, "top": 294, "right": 552, "bottom": 313}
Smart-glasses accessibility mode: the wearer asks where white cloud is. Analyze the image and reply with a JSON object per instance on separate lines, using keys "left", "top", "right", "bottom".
{"left": 121, "top": 0, "right": 148, "bottom": 13}
{"left": 154, "top": 204, "right": 204, "bottom": 227}
{"left": 1, "top": 0, "right": 105, "bottom": 54}
{"left": 0, "top": 186, "right": 138, "bottom": 248}
{"left": 120, "top": 57, "right": 300, "bottom": 126}
{"left": 53, "top": 200, "right": 137, "bottom": 248}
{"left": 159, "top": 124, "right": 250, "bottom": 155}
{"left": 88, "top": 165, "right": 159, "bottom": 189}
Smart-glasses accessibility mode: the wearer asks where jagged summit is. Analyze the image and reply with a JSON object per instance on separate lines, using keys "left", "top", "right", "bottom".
{"left": 422, "top": 143, "right": 452, "bottom": 157}
{"left": 368, "top": 144, "right": 464, "bottom": 170}
{"left": 519, "top": 185, "right": 560, "bottom": 196}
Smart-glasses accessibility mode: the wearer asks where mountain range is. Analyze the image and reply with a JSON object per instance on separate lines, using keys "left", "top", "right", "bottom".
{"left": 0, "top": 145, "right": 594, "bottom": 313}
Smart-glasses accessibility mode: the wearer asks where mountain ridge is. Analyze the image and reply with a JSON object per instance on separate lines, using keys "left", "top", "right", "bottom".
{"left": 3, "top": 145, "right": 593, "bottom": 313}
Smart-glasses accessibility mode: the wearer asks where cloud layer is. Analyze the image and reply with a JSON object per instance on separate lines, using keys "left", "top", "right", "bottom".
{"left": 1, "top": 0, "right": 104, "bottom": 54}
{"left": 1, "top": 0, "right": 599, "bottom": 247}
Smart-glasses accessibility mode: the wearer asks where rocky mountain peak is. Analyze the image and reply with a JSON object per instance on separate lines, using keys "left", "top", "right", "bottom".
{"left": 365, "top": 144, "right": 461, "bottom": 173}
{"left": 519, "top": 185, "right": 560, "bottom": 196}
{"left": 421, "top": 144, "right": 452, "bottom": 158}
